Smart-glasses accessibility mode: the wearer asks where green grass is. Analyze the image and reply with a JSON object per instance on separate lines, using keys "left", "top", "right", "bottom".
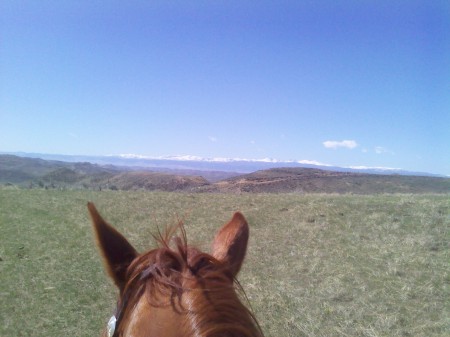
{"left": 1, "top": 190, "right": 449, "bottom": 336}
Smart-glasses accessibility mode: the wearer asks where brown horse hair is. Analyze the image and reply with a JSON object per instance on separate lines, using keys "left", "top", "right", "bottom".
{"left": 113, "top": 221, "right": 264, "bottom": 337}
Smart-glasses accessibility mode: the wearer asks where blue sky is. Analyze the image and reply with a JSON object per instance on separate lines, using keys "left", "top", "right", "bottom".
{"left": 1, "top": 1, "right": 449, "bottom": 175}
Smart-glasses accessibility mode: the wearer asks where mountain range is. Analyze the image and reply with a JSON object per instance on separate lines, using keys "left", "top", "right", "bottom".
{"left": 1, "top": 153, "right": 449, "bottom": 194}
{"left": 2, "top": 151, "right": 446, "bottom": 178}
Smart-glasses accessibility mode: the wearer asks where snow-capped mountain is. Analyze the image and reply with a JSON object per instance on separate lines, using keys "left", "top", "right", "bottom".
{"left": 2, "top": 152, "right": 445, "bottom": 177}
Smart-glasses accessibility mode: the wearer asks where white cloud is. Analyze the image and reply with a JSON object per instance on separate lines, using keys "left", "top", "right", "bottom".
{"left": 374, "top": 146, "right": 384, "bottom": 154}
{"left": 323, "top": 140, "right": 358, "bottom": 149}
{"left": 374, "top": 146, "right": 394, "bottom": 155}
{"left": 208, "top": 136, "right": 218, "bottom": 142}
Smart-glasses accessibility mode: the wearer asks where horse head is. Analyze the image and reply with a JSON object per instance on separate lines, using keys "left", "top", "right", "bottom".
{"left": 88, "top": 202, "right": 263, "bottom": 337}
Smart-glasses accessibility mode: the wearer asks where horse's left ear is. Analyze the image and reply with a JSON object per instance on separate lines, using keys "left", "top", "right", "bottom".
{"left": 88, "top": 202, "right": 137, "bottom": 291}
{"left": 212, "top": 212, "right": 249, "bottom": 277}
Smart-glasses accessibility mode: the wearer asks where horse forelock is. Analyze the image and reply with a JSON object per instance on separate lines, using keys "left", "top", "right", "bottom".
{"left": 113, "top": 223, "right": 263, "bottom": 337}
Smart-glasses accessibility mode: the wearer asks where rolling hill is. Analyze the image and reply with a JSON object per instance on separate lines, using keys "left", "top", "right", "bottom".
{"left": 0, "top": 155, "right": 208, "bottom": 191}
{"left": 198, "top": 167, "right": 450, "bottom": 194}
{"left": 1, "top": 154, "right": 449, "bottom": 194}
{"left": 0, "top": 155, "right": 117, "bottom": 185}
{"left": 103, "top": 171, "right": 209, "bottom": 191}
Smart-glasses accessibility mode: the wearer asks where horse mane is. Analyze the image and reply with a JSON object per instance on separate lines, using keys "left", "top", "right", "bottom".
{"left": 114, "top": 222, "right": 264, "bottom": 337}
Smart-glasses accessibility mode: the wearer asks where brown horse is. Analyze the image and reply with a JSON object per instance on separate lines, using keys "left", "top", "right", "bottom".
{"left": 88, "top": 202, "right": 263, "bottom": 337}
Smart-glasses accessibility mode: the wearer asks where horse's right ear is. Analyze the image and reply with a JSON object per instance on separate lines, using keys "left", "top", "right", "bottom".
{"left": 212, "top": 212, "right": 249, "bottom": 277}
{"left": 87, "top": 202, "right": 137, "bottom": 291}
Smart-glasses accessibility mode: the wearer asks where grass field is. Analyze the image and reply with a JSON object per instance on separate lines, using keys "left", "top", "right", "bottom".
{"left": 1, "top": 189, "right": 449, "bottom": 337}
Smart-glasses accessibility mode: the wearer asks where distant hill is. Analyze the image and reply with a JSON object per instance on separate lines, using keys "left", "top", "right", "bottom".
{"left": 0, "top": 155, "right": 115, "bottom": 184}
{"left": 1, "top": 154, "right": 449, "bottom": 194}
{"left": 3, "top": 151, "right": 446, "bottom": 178}
{"left": 103, "top": 171, "right": 209, "bottom": 191}
{"left": 0, "top": 155, "right": 208, "bottom": 191}
{"left": 199, "top": 167, "right": 450, "bottom": 194}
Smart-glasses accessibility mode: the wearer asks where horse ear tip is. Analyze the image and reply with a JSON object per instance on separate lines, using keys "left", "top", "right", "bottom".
{"left": 87, "top": 201, "right": 96, "bottom": 211}
{"left": 87, "top": 202, "right": 100, "bottom": 219}
{"left": 232, "top": 212, "right": 247, "bottom": 225}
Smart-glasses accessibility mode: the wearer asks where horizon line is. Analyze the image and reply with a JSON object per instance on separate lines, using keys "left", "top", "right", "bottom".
{"left": 3, "top": 150, "right": 446, "bottom": 177}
